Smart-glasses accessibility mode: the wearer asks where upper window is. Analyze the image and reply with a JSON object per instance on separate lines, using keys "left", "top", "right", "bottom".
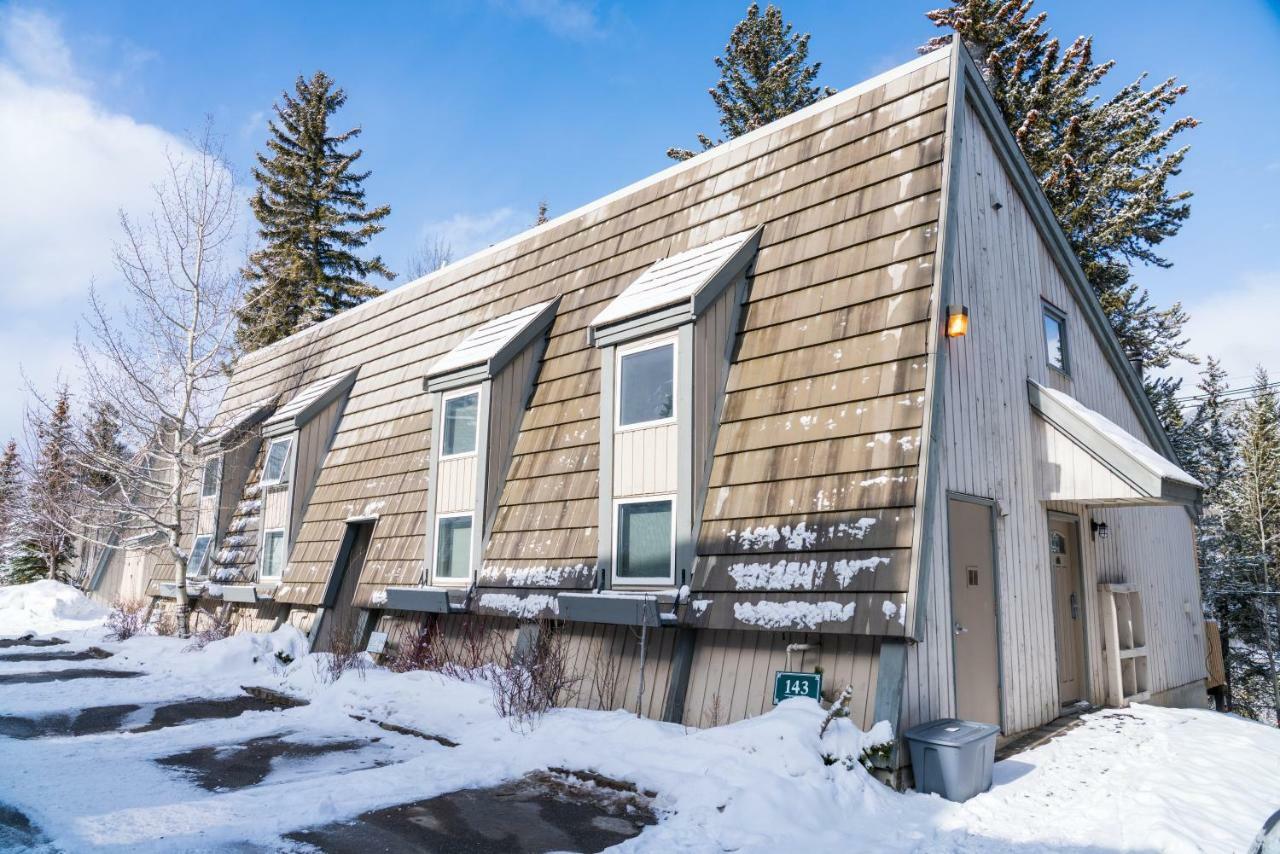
{"left": 617, "top": 339, "right": 675, "bottom": 428}
{"left": 441, "top": 389, "right": 479, "bottom": 458}
{"left": 189, "top": 534, "right": 212, "bottom": 576}
{"left": 261, "top": 529, "right": 286, "bottom": 579}
{"left": 435, "top": 513, "right": 473, "bottom": 580}
{"left": 614, "top": 497, "right": 674, "bottom": 583}
{"left": 262, "top": 437, "right": 292, "bottom": 484}
{"left": 1043, "top": 304, "right": 1070, "bottom": 374}
{"left": 200, "top": 458, "right": 220, "bottom": 498}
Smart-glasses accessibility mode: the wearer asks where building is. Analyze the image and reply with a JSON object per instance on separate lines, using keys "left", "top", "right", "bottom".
{"left": 142, "top": 42, "right": 1209, "bottom": 768}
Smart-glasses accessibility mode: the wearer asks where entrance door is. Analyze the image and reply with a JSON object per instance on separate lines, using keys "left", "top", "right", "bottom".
{"left": 313, "top": 522, "right": 373, "bottom": 653}
{"left": 948, "top": 496, "right": 1000, "bottom": 727}
{"left": 1048, "top": 516, "right": 1086, "bottom": 705}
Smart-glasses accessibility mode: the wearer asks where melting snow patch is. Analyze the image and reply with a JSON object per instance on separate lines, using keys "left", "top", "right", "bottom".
{"left": 478, "top": 593, "right": 558, "bottom": 619}
{"left": 833, "top": 556, "right": 890, "bottom": 586}
{"left": 729, "top": 560, "right": 820, "bottom": 591}
{"left": 733, "top": 599, "right": 856, "bottom": 630}
{"left": 479, "top": 564, "right": 593, "bottom": 587}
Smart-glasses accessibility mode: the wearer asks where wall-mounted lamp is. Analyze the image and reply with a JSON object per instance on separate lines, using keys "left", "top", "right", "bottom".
{"left": 1090, "top": 519, "right": 1110, "bottom": 541}
{"left": 945, "top": 304, "right": 969, "bottom": 338}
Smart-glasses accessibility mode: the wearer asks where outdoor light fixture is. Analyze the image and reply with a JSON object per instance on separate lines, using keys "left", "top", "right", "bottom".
{"left": 1091, "top": 519, "right": 1110, "bottom": 541}
{"left": 945, "top": 304, "right": 969, "bottom": 338}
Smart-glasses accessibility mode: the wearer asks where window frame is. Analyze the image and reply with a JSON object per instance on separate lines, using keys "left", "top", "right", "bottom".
{"left": 188, "top": 533, "right": 213, "bottom": 577}
{"left": 615, "top": 335, "right": 678, "bottom": 432}
{"left": 1042, "top": 301, "right": 1071, "bottom": 377}
{"left": 260, "top": 528, "right": 286, "bottom": 580}
{"left": 261, "top": 436, "right": 293, "bottom": 486}
{"left": 431, "top": 510, "right": 475, "bottom": 585}
{"left": 611, "top": 494, "right": 676, "bottom": 587}
{"left": 438, "top": 386, "right": 482, "bottom": 461}
{"left": 200, "top": 456, "right": 221, "bottom": 499}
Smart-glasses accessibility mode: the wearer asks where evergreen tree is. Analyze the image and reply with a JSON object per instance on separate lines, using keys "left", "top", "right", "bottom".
{"left": 668, "top": 3, "right": 834, "bottom": 161}
{"left": 1145, "top": 375, "right": 1197, "bottom": 471}
{"left": 237, "top": 71, "right": 393, "bottom": 351}
{"left": 0, "top": 439, "right": 24, "bottom": 583}
{"left": 921, "top": 1, "right": 1198, "bottom": 374}
{"left": 535, "top": 200, "right": 550, "bottom": 225}
{"left": 80, "top": 401, "right": 127, "bottom": 493}
{"left": 1220, "top": 366, "right": 1280, "bottom": 724}
{"left": 19, "top": 388, "right": 79, "bottom": 583}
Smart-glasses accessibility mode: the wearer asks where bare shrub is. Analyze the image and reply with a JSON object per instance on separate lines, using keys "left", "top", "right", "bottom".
{"left": 704, "top": 693, "right": 724, "bottom": 728}
{"left": 388, "top": 615, "right": 503, "bottom": 680}
{"left": 590, "top": 641, "right": 623, "bottom": 709}
{"left": 313, "top": 610, "right": 368, "bottom": 685}
{"left": 184, "top": 610, "right": 232, "bottom": 651}
{"left": 151, "top": 609, "right": 179, "bottom": 637}
{"left": 490, "top": 620, "right": 581, "bottom": 730}
{"left": 105, "top": 599, "right": 148, "bottom": 641}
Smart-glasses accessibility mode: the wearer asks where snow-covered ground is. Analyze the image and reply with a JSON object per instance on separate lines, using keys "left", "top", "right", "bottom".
{"left": 2, "top": 581, "right": 1278, "bottom": 853}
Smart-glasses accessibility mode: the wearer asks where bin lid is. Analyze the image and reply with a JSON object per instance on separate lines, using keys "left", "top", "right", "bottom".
{"left": 903, "top": 718, "right": 1000, "bottom": 747}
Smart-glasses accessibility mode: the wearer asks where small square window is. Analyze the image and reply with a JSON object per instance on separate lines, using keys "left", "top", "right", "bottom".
{"left": 1043, "top": 306, "right": 1069, "bottom": 374}
{"left": 615, "top": 498, "right": 674, "bottom": 582}
{"left": 201, "top": 458, "right": 220, "bottom": 498}
{"left": 262, "top": 437, "right": 292, "bottom": 484}
{"left": 618, "top": 341, "right": 674, "bottom": 427}
{"left": 261, "top": 529, "right": 286, "bottom": 579}
{"left": 435, "top": 514, "right": 473, "bottom": 580}
{"left": 442, "top": 391, "right": 479, "bottom": 457}
{"left": 189, "top": 534, "right": 212, "bottom": 576}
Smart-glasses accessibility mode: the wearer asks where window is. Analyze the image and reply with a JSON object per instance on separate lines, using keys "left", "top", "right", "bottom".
{"left": 262, "top": 437, "right": 292, "bottom": 484}
{"left": 1043, "top": 304, "right": 1069, "bottom": 374}
{"left": 441, "top": 390, "right": 479, "bottom": 457}
{"left": 189, "top": 534, "right": 212, "bottom": 576}
{"left": 200, "top": 458, "right": 220, "bottom": 498}
{"left": 435, "top": 514, "right": 473, "bottom": 580}
{"left": 261, "top": 529, "right": 286, "bottom": 579}
{"left": 617, "top": 339, "right": 675, "bottom": 428}
{"left": 614, "top": 498, "right": 674, "bottom": 583}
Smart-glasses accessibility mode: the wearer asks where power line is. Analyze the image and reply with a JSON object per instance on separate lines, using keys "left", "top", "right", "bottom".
{"left": 1176, "top": 380, "right": 1280, "bottom": 407}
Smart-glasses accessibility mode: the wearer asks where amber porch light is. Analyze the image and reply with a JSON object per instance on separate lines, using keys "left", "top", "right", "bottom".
{"left": 945, "top": 304, "right": 969, "bottom": 338}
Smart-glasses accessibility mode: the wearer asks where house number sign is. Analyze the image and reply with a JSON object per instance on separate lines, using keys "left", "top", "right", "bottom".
{"left": 773, "top": 671, "right": 822, "bottom": 705}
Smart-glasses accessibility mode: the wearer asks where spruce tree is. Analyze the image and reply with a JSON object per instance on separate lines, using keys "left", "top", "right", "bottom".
{"left": 237, "top": 71, "right": 393, "bottom": 351}
{"left": 80, "top": 401, "right": 127, "bottom": 494}
{"left": 0, "top": 439, "right": 24, "bottom": 583}
{"left": 668, "top": 3, "right": 834, "bottom": 161}
{"left": 18, "top": 388, "right": 79, "bottom": 583}
{"left": 921, "top": 1, "right": 1198, "bottom": 374}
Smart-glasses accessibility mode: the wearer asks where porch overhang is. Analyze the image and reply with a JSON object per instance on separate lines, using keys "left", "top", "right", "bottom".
{"left": 1028, "top": 380, "right": 1202, "bottom": 507}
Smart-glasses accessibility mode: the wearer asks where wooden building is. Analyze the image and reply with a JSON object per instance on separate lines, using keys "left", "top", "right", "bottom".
{"left": 150, "top": 43, "right": 1209, "bottom": 763}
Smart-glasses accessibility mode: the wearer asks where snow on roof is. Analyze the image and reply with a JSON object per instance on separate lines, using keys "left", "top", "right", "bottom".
{"left": 1032, "top": 382, "right": 1202, "bottom": 488}
{"left": 426, "top": 299, "right": 558, "bottom": 380}
{"left": 264, "top": 368, "right": 359, "bottom": 433}
{"left": 202, "top": 396, "right": 277, "bottom": 448}
{"left": 589, "top": 227, "right": 761, "bottom": 330}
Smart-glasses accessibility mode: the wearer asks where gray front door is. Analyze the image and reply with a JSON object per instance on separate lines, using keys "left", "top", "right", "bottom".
{"left": 948, "top": 496, "right": 1000, "bottom": 727}
{"left": 1049, "top": 516, "right": 1086, "bottom": 705}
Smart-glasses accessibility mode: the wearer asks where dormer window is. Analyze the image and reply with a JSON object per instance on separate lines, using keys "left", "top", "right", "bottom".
{"left": 589, "top": 227, "right": 761, "bottom": 590}
{"left": 261, "top": 437, "right": 292, "bottom": 485}
{"left": 422, "top": 299, "right": 560, "bottom": 589}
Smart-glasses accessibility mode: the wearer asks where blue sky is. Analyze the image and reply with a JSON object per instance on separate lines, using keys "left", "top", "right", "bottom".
{"left": 1, "top": 0, "right": 1278, "bottom": 442}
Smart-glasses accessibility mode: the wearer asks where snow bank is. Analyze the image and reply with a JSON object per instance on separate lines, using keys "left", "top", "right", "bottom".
{"left": 0, "top": 580, "right": 108, "bottom": 636}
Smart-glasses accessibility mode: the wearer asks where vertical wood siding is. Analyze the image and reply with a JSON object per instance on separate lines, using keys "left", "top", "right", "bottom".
{"left": 436, "top": 456, "right": 478, "bottom": 513}
{"left": 263, "top": 486, "right": 289, "bottom": 532}
{"left": 905, "top": 98, "right": 1206, "bottom": 736}
{"left": 613, "top": 424, "right": 678, "bottom": 497}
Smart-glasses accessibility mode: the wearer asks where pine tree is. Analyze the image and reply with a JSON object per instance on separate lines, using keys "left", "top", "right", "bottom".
{"left": 237, "top": 71, "right": 393, "bottom": 351}
{"left": 921, "top": 1, "right": 1198, "bottom": 374}
{"left": 19, "top": 388, "right": 79, "bottom": 583}
{"left": 0, "top": 439, "right": 24, "bottom": 583}
{"left": 80, "top": 401, "right": 127, "bottom": 494}
{"left": 1145, "top": 375, "right": 1196, "bottom": 470}
{"left": 1220, "top": 366, "right": 1280, "bottom": 724}
{"left": 668, "top": 3, "right": 834, "bottom": 161}
{"left": 535, "top": 200, "right": 550, "bottom": 225}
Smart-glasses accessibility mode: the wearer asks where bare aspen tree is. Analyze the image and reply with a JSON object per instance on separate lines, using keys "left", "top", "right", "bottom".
{"left": 67, "top": 122, "right": 244, "bottom": 637}
{"left": 405, "top": 233, "right": 453, "bottom": 280}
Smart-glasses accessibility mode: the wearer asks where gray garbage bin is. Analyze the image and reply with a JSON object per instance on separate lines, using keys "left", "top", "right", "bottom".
{"left": 903, "top": 718, "right": 1000, "bottom": 802}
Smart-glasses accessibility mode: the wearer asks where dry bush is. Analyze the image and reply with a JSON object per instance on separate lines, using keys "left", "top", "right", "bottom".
{"left": 151, "top": 609, "right": 179, "bottom": 637}
{"left": 388, "top": 615, "right": 503, "bottom": 680}
{"left": 184, "top": 610, "right": 232, "bottom": 651}
{"left": 314, "top": 610, "right": 368, "bottom": 685}
{"left": 704, "top": 693, "right": 725, "bottom": 728}
{"left": 105, "top": 599, "right": 148, "bottom": 641}
{"left": 490, "top": 620, "right": 581, "bottom": 730}
{"left": 590, "top": 641, "right": 623, "bottom": 709}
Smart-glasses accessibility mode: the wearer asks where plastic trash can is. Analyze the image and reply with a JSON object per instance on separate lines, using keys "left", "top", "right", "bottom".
{"left": 903, "top": 718, "right": 1000, "bottom": 802}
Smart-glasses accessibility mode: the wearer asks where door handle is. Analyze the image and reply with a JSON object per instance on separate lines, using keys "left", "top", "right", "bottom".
{"left": 954, "top": 622, "right": 968, "bottom": 635}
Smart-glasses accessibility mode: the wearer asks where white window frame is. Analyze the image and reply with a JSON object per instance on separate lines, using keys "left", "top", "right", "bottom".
{"left": 432, "top": 510, "right": 475, "bottom": 585}
{"left": 611, "top": 494, "right": 676, "bottom": 586}
{"left": 261, "top": 436, "right": 293, "bottom": 485}
{"left": 615, "top": 335, "right": 678, "bottom": 432}
{"left": 438, "top": 386, "right": 482, "bottom": 461}
{"left": 200, "top": 456, "right": 221, "bottom": 499}
{"left": 1042, "top": 301, "right": 1071, "bottom": 376}
{"left": 260, "top": 528, "right": 286, "bottom": 580}
{"left": 189, "top": 533, "right": 213, "bottom": 577}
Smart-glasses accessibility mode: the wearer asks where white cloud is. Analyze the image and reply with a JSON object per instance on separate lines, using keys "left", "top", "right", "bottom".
{"left": 491, "top": 0, "right": 610, "bottom": 40}
{"left": 0, "top": 8, "right": 196, "bottom": 440}
{"left": 1168, "top": 271, "right": 1280, "bottom": 389}
{"left": 418, "top": 206, "right": 532, "bottom": 261}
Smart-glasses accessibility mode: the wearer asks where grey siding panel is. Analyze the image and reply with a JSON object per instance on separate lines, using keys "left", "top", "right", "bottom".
{"left": 291, "top": 394, "right": 346, "bottom": 546}
{"left": 692, "top": 280, "right": 738, "bottom": 499}
{"left": 486, "top": 343, "right": 541, "bottom": 534}
{"left": 907, "top": 98, "right": 1206, "bottom": 737}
